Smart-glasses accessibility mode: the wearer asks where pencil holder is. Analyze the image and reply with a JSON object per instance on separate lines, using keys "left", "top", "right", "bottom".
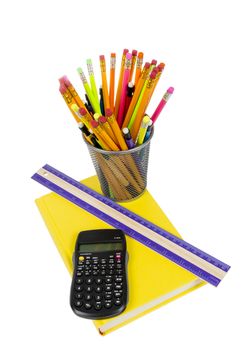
{"left": 83, "top": 130, "right": 153, "bottom": 202}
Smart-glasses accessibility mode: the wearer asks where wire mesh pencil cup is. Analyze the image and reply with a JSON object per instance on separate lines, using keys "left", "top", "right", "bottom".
{"left": 83, "top": 130, "right": 153, "bottom": 202}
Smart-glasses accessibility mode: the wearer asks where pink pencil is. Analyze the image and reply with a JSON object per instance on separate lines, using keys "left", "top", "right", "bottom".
{"left": 117, "top": 52, "right": 132, "bottom": 128}
{"left": 151, "top": 87, "right": 174, "bottom": 124}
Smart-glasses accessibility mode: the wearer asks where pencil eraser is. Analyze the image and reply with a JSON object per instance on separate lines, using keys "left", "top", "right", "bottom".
{"left": 99, "top": 116, "right": 107, "bottom": 123}
{"left": 86, "top": 58, "right": 92, "bottom": 65}
{"left": 167, "top": 87, "right": 174, "bottom": 94}
{"left": 132, "top": 49, "right": 137, "bottom": 56}
{"left": 105, "top": 109, "right": 113, "bottom": 117}
{"left": 143, "top": 115, "right": 150, "bottom": 123}
{"left": 79, "top": 108, "right": 87, "bottom": 116}
{"left": 126, "top": 52, "right": 132, "bottom": 60}
{"left": 59, "top": 84, "right": 67, "bottom": 94}
{"left": 151, "top": 59, "right": 157, "bottom": 66}
{"left": 123, "top": 49, "right": 129, "bottom": 55}
{"left": 138, "top": 52, "right": 144, "bottom": 59}
{"left": 99, "top": 55, "right": 105, "bottom": 61}
{"left": 128, "top": 82, "right": 134, "bottom": 88}
{"left": 91, "top": 120, "right": 99, "bottom": 128}
{"left": 150, "top": 70, "right": 157, "bottom": 79}
{"left": 158, "top": 62, "right": 165, "bottom": 70}
{"left": 122, "top": 127, "right": 129, "bottom": 135}
{"left": 145, "top": 62, "right": 151, "bottom": 69}
{"left": 111, "top": 53, "right": 116, "bottom": 57}
{"left": 77, "top": 67, "right": 83, "bottom": 74}
{"left": 58, "top": 76, "right": 67, "bottom": 84}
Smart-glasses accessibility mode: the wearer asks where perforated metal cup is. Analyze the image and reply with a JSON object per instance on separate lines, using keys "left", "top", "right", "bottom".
{"left": 83, "top": 130, "right": 153, "bottom": 202}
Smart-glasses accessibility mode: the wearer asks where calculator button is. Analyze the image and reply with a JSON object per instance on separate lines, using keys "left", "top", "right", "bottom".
{"left": 85, "top": 286, "right": 93, "bottom": 292}
{"left": 92, "top": 270, "right": 99, "bottom": 276}
{"left": 74, "top": 300, "right": 83, "bottom": 307}
{"left": 85, "top": 271, "right": 91, "bottom": 276}
{"left": 106, "top": 277, "right": 112, "bottom": 283}
{"left": 85, "top": 294, "right": 92, "bottom": 301}
{"left": 95, "top": 295, "right": 101, "bottom": 301}
{"left": 104, "top": 302, "right": 112, "bottom": 309}
{"left": 101, "top": 259, "right": 106, "bottom": 264}
{"left": 75, "top": 293, "right": 83, "bottom": 299}
{"left": 115, "top": 284, "right": 122, "bottom": 290}
{"left": 116, "top": 269, "right": 123, "bottom": 275}
{"left": 115, "top": 277, "right": 122, "bottom": 283}
{"left": 115, "top": 299, "right": 122, "bottom": 306}
{"left": 116, "top": 264, "right": 122, "bottom": 268}
{"left": 79, "top": 256, "right": 84, "bottom": 262}
{"left": 101, "top": 270, "right": 106, "bottom": 275}
{"left": 107, "top": 270, "right": 114, "bottom": 275}
{"left": 105, "top": 285, "right": 112, "bottom": 292}
{"left": 95, "top": 286, "right": 102, "bottom": 293}
{"left": 76, "top": 271, "right": 83, "bottom": 277}
{"left": 84, "top": 302, "right": 92, "bottom": 310}
{"left": 76, "top": 278, "right": 83, "bottom": 284}
{"left": 95, "top": 278, "right": 102, "bottom": 284}
{"left": 114, "top": 291, "right": 122, "bottom": 297}
{"left": 75, "top": 285, "right": 83, "bottom": 291}
{"left": 95, "top": 302, "right": 102, "bottom": 310}
{"left": 86, "top": 278, "right": 93, "bottom": 284}
{"left": 105, "top": 294, "right": 112, "bottom": 300}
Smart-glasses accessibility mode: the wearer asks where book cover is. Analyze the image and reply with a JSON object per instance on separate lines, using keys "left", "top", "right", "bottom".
{"left": 35, "top": 175, "right": 205, "bottom": 335}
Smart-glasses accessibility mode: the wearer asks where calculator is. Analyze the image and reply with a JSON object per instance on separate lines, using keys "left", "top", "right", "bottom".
{"left": 70, "top": 229, "right": 128, "bottom": 319}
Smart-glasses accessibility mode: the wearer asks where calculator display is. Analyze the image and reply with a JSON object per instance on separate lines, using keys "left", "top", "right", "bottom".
{"left": 79, "top": 242, "right": 123, "bottom": 253}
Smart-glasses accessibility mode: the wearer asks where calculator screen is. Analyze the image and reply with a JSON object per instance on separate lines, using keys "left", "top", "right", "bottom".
{"left": 79, "top": 242, "right": 123, "bottom": 253}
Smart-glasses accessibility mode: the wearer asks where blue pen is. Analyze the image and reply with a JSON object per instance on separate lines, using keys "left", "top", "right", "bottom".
{"left": 122, "top": 127, "right": 135, "bottom": 149}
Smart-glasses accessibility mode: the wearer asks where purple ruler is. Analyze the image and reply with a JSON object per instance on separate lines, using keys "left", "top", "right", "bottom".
{"left": 32, "top": 164, "right": 230, "bottom": 286}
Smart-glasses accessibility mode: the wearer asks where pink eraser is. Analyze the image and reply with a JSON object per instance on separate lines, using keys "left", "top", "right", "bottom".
{"left": 132, "top": 49, "right": 138, "bottom": 56}
{"left": 105, "top": 108, "right": 113, "bottom": 117}
{"left": 79, "top": 108, "right": 87, "bottom": 116}
{"left": 167, "top": 87, "right": 174, "bottom": 94}
{"left": 91, "top": 120, "right": 99, "bottom": 128}
{"left": 58, "top": 76, "right": 67, "bottom": 84}
{"left": 59, "top": 84, "right": 67, "bottom": 94}
{"left": 151, "top": 59, "right": 157, "bottom": 66}
{"left": 99, "top": 55, "right": 105, "bottom": 61}
{"left": 99, "top": 116, "right": 107, "bottom": 123}
{"left": 150, "top": 70, "right": 157, "bottom": 79}
{"left": 126, "top": 52, "right": 132, "bottom": 60}
{"left": 123, "top": 49, "right": 129, "bottom": 55}
{"left": 145, "top": 62, "right": 151, "bottom": 69}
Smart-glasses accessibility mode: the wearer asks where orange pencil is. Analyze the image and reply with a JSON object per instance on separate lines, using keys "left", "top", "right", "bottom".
{"left": 148, "top": 63, "right": 165, "bottom": 102}
{"left": 122, "top": 62, "right": 151, "bottom": 129}
{"left": 59, "top": 76, "right": 87, "bottom": 111}
{"left": 99, "top": 55, "right": 110, "bottom": 111}
{"left": 90, "top": 120, "right": 120, "bottom": 151}
{"left": 109, "top": 53, "right": 116, "bottom": 111}
{"left": 114, "top": 49, "right": 129, "bottom": 118}
{"left": 129, "top": 49, "right": 137, "bottom": 82}
{"left": 130, "top": 70, "right": 158, "bottom": 141}
{"left": 105, "top": 109, "right": 128, "bottom": 151}
{"left": 59, "top": 84, "right": 81, "bottom": 123}
{"left": 134, "top": 52, "right": 144, "bottom": 86}
{"left": 98, "top": 115, "right": 119, "bottom": 146}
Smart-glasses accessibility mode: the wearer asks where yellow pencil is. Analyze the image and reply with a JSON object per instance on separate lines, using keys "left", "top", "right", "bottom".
{"left": 105, "top": 109, "right": 128, "bottom": 151}
{"left": 129, "top": 49, "right": 137, "bottom": 82}
{"left": 90, "top": 120, "right": 120, "bottom": 151}
{"left": 134, "top": 52, "right": 144, "bottom": 86}
{"left": 99, "top": 55, "right": 110, "bottom": 110}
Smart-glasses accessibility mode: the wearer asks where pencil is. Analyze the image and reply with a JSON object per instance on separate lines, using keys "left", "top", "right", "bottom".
{"left": 109, "top": 53, "right": 116, "bottom": 111}
{"left": 99, "top": 55, "right": 110, "bottom": 110}
{"left": 136, "top": 115, "right": 150, "bottom": 145}
{"left": 151, "top": 87, "right": 174, "bottom": 124}
{"left": 86, "top": 59, "right": 100, "bottom": 106}
{"left": 114, "top": 49, "right": 129, "bottom": 118}
{"left": 117, "top": 52, "right": 132, "bottom": 128}
{"left": 105, "top": 109, "right": 128, "bottom": 151}
{"left": 134, "top": 52, "right": 144, "bottom": 86}
{"left": 130, "top": 70, "right": 158, "bottom": 141}
{"left": 59, "top": 84, "right": 81, "bottom": 123}
{"left": 98, "top": 115, "right": 119, "bottom": 145}
{"left": 122, "top": 62, "right": 151, "bottom": 129}
{"left": 77, "top": 67, "right": 101, "bottom": 114}
{"left": 129, "top": 49, "right": 137, "bottom": 82}
{"left": 90, "top": 120, "right": 120, "bottom": 151}
{"left": 59, "top": 76, "right": 88, "bottom": 112}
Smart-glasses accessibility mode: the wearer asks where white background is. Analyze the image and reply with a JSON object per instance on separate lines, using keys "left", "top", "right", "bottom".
{"left": 1, "top": 0, "right": 246, "bottom": 348}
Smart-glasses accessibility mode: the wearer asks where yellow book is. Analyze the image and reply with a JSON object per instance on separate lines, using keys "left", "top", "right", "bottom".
{"left": 35, "top": 175, "right": 205, "bottom": 335}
